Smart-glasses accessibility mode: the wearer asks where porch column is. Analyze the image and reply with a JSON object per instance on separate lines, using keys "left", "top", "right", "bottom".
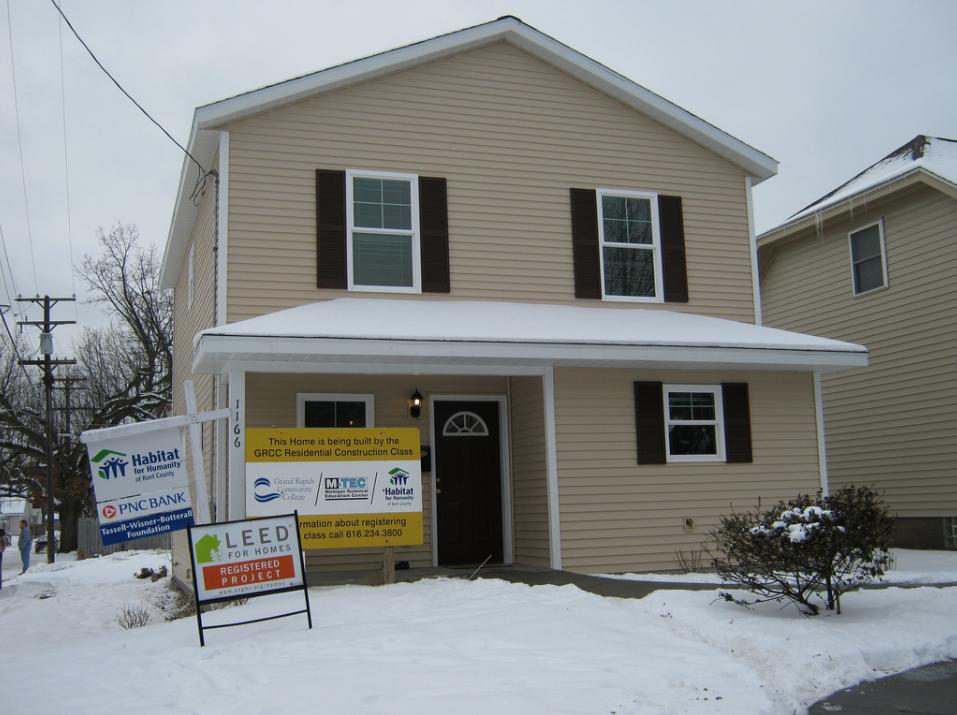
{"left": 543, "top": 365, "right": 562, "bottom": 570}
{"left": 227, "top": 369, "right": 246, "bottom": 520}
{"left": 813, "top": 372, "right": 829, "bottom": 496}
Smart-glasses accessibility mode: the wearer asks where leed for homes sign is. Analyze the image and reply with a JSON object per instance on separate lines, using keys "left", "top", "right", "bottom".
{"left": 188, "top": 514, "right": 305, "bottom": 602}
{"left": 245, "top": 428, "right": 423, "bottom": 550}
{"left": 86, "top": 427, "right": 194, "bottom": 545}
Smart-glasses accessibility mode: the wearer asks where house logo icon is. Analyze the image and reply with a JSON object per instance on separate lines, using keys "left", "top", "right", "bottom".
{"left": 91, "top": 449, "right": 129, "bottom": 480}
{"left": 389, "top": 467, "right": 410, "bottom": 486}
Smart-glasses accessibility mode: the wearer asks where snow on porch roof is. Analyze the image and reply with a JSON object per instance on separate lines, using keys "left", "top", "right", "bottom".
{"left": 192, "top": 298, "right": 867, "bottom": 374}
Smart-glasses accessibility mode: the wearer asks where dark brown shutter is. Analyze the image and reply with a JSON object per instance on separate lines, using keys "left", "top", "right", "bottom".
{"left": 570, "top": 188, "right": 601, "bottom": 299}
{"left": 316, "top": 169, "right": 347, "bottom": 289}
{"left": 658, "top": 195, "right": 688, "bottom": 303}
{"left": 419, "top": 177, "right": 450, "bottom": 293}
{"left": 634, "top": 381, "right": 666, "bottom": 464}
{"left": 722, "top": 383, "right": 752, "bottom": 463}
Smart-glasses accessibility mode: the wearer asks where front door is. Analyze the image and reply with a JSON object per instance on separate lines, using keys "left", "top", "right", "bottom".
{"left": 434, "top": 400, "right": 503, "bottom": 566}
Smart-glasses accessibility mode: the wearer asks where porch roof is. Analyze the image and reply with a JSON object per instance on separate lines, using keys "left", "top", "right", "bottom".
{"left": 192, "top": 298, "right": 867, "bottom": 375}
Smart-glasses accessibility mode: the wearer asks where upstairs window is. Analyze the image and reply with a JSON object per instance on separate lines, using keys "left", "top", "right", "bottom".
{"left": 346, "top": 170, "right": 420, "bottom": 292}
{"left": 597, "top": 189, "right": 663, "bottom": 301}
{"left": 849, "top": 220, "right": 887, "bottom": 295}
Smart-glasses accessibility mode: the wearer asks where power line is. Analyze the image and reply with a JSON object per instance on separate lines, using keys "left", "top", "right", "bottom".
{"left": 49, "top": 0, "right": 210, "bottom": 199}
{"left": 0, "top": 223, "right": 23, "bottom": 320}
{"left": 5, "top": 0, "right": 41, "bottom": 295}
{"left": 56, "top": 7, "right": 79, "bottom": 315}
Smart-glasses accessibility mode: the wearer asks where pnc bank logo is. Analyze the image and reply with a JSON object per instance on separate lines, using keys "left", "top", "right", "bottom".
{"left": 253, "top": 477, "right": 281, "bottom": 503}
{"left": 389, "top": 467, "right": 410, "bottom": 486}
{"left": 101, "top": 504, "right": 117, "bottom": 519}
{"left": 91, "top": 449, "right": 129, "bottom": 480}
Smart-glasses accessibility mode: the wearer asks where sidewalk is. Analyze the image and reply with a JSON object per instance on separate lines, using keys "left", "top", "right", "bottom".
{"left": 809, "top": 660, "right": 957, "bottom": 714}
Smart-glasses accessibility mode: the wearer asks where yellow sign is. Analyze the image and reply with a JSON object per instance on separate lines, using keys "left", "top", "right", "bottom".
{"left": 246, "top": 427, "right": 419, "bottom": 462}
{"left": 298, "top": 512, "right": 424, "bottom": 549}
{"left": 245, "top": 428, "right": 423, "bottom": 550}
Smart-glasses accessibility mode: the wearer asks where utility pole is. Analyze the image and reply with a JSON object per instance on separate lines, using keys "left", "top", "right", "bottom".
{"left": 17, "top": 296, "right": 76, "bottom": 564}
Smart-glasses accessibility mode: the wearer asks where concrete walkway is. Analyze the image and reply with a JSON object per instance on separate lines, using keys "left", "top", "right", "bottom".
{"left": 808, "top": 660, "right": 957, "bottom": 714}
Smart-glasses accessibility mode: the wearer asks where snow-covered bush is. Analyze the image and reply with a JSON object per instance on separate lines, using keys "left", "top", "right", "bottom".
{"left": 710, "top": 486, "right": 893, "bottom": 615}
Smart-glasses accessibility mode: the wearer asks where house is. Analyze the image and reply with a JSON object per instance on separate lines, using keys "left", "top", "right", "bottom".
{"left": 159, "top": 16, "right": 866, "bottom": 585}
{"left": 758, "top": 135, "right": 957, "bottom": 549}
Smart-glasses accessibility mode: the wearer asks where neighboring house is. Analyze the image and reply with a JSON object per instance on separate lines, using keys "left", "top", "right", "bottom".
{"left": 759, "top": 135, "right": 957, "bottom": 549}
{"left": 0, "top": 498, "right": 35, "bottom": 535}
{"left": 160, "top": 17, "right": 865, "bottom": 585}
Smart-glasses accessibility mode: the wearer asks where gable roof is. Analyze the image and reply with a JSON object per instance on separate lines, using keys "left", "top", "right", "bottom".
{"left": 161, "top": 16, "right": 777, "bottom": 289}
{"left": 758, "top": 135, "right": 957, "bottom": 247}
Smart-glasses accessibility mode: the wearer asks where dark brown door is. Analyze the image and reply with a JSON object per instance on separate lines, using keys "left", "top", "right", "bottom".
{"left": 434, "top": 400, "right": 503, "bottom": 566}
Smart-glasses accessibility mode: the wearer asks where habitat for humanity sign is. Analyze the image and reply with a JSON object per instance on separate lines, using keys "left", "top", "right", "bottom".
{"left": 245, "top": 428, "right": 422, "bottom": 549}
{"left": 86, "top": 427, "right": 193, "bottom": 545}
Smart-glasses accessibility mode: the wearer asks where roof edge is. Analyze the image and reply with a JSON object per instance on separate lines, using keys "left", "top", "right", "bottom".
{"left": 757, "top": 167, "right": 957, "bottom": 248}
{"left": 193, "top": 16, "right": 777, "bottom": 181}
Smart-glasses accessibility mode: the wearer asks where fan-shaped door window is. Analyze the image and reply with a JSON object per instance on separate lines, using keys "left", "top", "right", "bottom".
{"left": 442, "top": 411, "right": 489, "bottom": 437}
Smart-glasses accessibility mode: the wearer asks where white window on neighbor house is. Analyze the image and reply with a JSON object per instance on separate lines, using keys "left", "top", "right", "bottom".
{"left": 187, "top": 242, "right": 195, "bottom": 309}
{"left": 597, "top": 188, "right": 663, "bottom": 301}
{"left": 296, "top": 393, "right": 374, "bottom": 428}
{"left": 347, "top": 170, "right": 420, "bottom": 292}
{"left": 663, "top": 385, "right": 725, "bottom": 463}
{"left": 848, "top": 220, "right": 888, "bottom": 296}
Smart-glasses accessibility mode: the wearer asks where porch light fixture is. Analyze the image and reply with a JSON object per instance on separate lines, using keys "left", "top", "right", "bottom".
{"left": 409, "top": 389, "right": 423, "bottom": 419}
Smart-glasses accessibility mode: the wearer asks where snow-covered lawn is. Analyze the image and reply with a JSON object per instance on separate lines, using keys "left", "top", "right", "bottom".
{"left": 600, "top": 548, "right": 957, "bottom": 585}
{"left": 2, "top": 550, "right": 956, "bottom": 714}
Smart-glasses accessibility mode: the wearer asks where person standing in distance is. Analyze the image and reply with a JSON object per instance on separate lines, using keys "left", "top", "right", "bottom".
{"left": 18, "top": 519, "right": 32, "bottom": 574}
{"left": 0, "top": 527, "right": 9, "bottom": 588}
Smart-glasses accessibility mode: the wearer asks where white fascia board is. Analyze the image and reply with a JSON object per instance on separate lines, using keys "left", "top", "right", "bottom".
{"left": 159, "top": 127, "right": 220, "bottom": 290}
{"left": 193, "top": 18, "right": 776, "bottom": 181}
{"left": 193, "top": 334, "right": 867, "bottom": 375}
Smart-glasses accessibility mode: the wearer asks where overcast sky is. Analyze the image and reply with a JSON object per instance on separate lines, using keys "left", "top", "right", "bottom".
{"left": 2, "top": 0, "right": 955, "bottom": 348}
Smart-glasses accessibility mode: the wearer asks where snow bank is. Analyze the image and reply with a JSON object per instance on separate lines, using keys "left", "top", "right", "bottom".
{"left": 2, "top": 550, "right": 956, "bottom": 714}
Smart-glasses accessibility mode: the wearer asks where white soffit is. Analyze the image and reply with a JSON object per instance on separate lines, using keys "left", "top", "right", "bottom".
{"left": 192, "top": 298, "right": 867, "bottom": 374}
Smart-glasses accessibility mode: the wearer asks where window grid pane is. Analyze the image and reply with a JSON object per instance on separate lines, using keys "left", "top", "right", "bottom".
{"left": 602, "top": 245, "right": 656, "bottom": 297}
{"left": 665, "top": 388, "right": 720, "bottom": 458}
{"left": 353, "top": 232, "right": 414, "bottom": 287}
{"left": 353, "top": 177, "right": 412, "bottom": 231}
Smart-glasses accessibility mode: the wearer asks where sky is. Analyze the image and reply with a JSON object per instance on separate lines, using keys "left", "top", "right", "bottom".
{"left": 1, "top": 0, "right": 955, "bottom": 349}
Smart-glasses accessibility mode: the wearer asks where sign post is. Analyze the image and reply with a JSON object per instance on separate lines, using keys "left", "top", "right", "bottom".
{"left": 186, "top": 511, "right": 311, "bottom": 647}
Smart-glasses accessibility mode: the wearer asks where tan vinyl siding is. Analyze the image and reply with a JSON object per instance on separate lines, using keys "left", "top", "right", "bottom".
{"left": 509, "top": 376, "right": 550, "bottom": 566}
{"left": 224, "top": 40, "right": 755, "bottom": 323}
{"left": 553, "top": 367, "right": 820, "bottom": 573}
{"left": 761, "top": 185, "right": 957, "bottom": 518}
{"left": 244, "top": 374, "right": 505, "bottom": 575}
{"left": 170, "top": 161, "right": 218, "bottom": 583}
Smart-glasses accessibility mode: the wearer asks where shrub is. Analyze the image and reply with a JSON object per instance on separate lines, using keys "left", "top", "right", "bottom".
{"left": 117, "top": 603, "right": 152, "bottom": 629}
{"left": 710, "top": 485, "right": 893, "bottom": 615}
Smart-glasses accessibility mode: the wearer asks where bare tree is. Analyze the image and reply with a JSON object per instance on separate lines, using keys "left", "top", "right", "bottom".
{"left": 0, "top": 224, "right": 173, "bottom": 550}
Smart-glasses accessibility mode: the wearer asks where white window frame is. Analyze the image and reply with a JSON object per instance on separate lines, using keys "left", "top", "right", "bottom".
{"left": 596, "top": 188, "right": 664, "bottom": 303}
{"left": 296, "top": 393, "right": 375, "bottom": 428}
{"left": 663, "top": 384, "right": 725, "bottom": 463}
{"left": 346, "top": 169, "right": 421, "bottom": 294}
{"left": 187, "top": 242, "right": 194, "bottom": 310}
{"left": 848, "top": 219, "right": 888, "bottom": 297}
